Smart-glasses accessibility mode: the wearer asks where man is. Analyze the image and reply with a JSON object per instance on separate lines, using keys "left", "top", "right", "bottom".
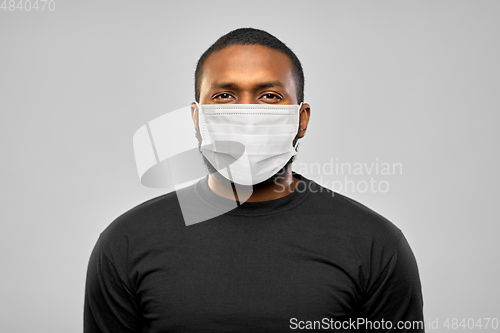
{"left": 85, "top": 28, "right": 424, "bottom": 332}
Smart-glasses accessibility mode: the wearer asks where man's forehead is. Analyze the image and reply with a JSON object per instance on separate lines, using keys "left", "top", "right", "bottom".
{"left": 210, "top": 80, "right": 284, "bottom": 89}
{"left": 206, "top": 45, "right": 291, "bottom": 72}
{"left": 201, "top": 45, "right": 295, "bottom": 89}
{"left": 207, "top": 44, "right": 288, "bottom": 62}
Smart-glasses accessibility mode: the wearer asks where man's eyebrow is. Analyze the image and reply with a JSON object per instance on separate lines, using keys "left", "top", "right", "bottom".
{"left": 212, "top": 82, "right": 236, "bottom": 89}
{"left": 257, "top": 81, "right": 283, "bottom": 88}
{"left": 211, "top": 81, "right": 284, "bottom": 89}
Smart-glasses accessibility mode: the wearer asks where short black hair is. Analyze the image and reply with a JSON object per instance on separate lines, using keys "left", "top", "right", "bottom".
{"left": 194, "top": 27, "right": 304, "bottom": 104}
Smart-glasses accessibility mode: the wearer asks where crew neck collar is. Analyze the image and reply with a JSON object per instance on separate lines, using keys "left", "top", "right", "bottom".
{"left": 194, "top": 172, "right": 312, "bottom": 217}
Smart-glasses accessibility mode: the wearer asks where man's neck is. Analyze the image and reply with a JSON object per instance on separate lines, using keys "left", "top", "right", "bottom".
{"left": 207, "top": 167, "right": 300, "bottom": 202}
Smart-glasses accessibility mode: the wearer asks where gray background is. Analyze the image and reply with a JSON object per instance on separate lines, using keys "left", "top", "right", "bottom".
{"left": 1, "top": 0, "right": 499, "bottom": 332}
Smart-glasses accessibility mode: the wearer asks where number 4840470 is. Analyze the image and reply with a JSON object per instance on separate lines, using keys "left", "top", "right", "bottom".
{"left": 443, "top": 318, "right": 499, "bottom": 330}
{"left": 1, "top": 0, "right": 55, "bottom": 11}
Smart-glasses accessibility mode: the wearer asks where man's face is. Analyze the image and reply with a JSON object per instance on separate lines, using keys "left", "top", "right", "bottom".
{"left": 199, "top": 44, "right": 298, "bottom": 105}
{"left": 193, "top": 44, "right": 303, "bottom": 186}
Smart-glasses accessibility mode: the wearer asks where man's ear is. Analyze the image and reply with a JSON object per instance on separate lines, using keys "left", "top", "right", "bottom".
{"left": 298, "top": 103, "right": 311, "bottom": 139}
{"left": 191, "top": 102, "right": 199, "bottom": 139}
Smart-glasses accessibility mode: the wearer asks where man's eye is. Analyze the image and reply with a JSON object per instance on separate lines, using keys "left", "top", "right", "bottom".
{"left": 261, "top": 93, "right": 281, "bottom": 100}
{"left": 215, "top": 93, "right": 232, "bottom": 99}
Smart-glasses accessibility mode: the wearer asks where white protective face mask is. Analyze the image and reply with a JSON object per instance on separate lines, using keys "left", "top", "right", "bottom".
{"left": 196, "top": 102, "right": 302, "bottom": 186}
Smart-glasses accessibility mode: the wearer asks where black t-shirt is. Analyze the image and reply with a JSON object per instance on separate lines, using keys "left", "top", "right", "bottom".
{"left": 84, "top": 173, "right": 424, "bottom": 332}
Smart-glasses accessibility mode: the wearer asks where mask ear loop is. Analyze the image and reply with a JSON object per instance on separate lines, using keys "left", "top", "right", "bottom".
{"left": 194, "top": 101, "right": 205, "bottom": 146}
{"left": 293, "top": 102, "right": 304, "bottom": 152}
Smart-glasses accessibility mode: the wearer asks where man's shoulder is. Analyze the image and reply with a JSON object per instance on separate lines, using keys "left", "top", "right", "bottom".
{"left": 304, "top": 176, "right": 403, "bottom": 245}
{"left": 338, "top": 192, "right": 402, "bottom": 239}
{"left": 98, "top": 188, "right": 184, "bottom": 245}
